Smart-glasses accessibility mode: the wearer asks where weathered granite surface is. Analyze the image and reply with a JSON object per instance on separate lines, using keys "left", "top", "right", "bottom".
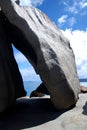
{"left": 0, "top": 0, "right": 80, "bottom": 111}
{"left": 0, "top": 93, "right": 87, "bottom": 130}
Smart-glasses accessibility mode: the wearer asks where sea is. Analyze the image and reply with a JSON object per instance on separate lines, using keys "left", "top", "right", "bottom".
{"left": 24, "top": 79, "right": 87, "bottom": 96}
{"left": 80, "top": 79, "right": 87, "bottom": 88}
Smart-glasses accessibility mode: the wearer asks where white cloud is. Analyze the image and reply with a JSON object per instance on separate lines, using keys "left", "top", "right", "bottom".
{"left": 61, "top": 0, "right": 87, "bottom": 15}
{"left": 58, "top": 16, "right": 76, "bottom": 28}
{"left": 62, "top": 29, "right": 87, "bottom": 78}
{"left": 15, "top": 52, "right": 27, "bottom": 63}
{"left": 31, "top": 0, "right": 44, "bottom": 6}
{"left": 20, "top": 0, "right": 31, "bottom": 6}
{"left": 58, "top": 15, "right": 68, "bottom": 25}
{"left": 20, "top": 67, "right": 41, "bottom": 81}
{"left": 67, "top": 1, "right": 79, "bottom": 14}
{"left": 79, "top": 1, "right": 87, "bottom": 8}
{"left": 68, "top": 17, "right": 76, "bottom": 27}
{"left": 20, "top": 0, "right": 44, "bottom": 6}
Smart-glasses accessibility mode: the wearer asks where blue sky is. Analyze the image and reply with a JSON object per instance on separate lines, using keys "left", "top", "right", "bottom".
{"left": 13, "top": 0, "right": 87, "bottom": 81}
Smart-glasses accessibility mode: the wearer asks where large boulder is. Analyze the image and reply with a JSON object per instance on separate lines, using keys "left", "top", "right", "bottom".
{"left": 0, "top": 11, "right": 26, "bottom": 112}
{"left": 30, "top": 83, "right": 49, "bottom": 98}
{"left": 0, "top": 0, "right": 80, "bottom": 110}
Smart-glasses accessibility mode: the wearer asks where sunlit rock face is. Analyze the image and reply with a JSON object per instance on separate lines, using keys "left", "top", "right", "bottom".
{"left": 0, "top": 0, "right": 80, "bottom": 111}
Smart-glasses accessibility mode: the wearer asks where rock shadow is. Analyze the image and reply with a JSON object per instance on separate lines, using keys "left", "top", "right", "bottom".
{"left": 82, "top": 101, "right": 87, "bottom": 115}
{"left": 0, "top": 98, "right": 66, "bottom": 130}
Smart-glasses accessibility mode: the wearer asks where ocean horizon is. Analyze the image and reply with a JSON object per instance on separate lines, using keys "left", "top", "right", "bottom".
{"left": 23, "top": 80, "right": 87, "bottom": 96}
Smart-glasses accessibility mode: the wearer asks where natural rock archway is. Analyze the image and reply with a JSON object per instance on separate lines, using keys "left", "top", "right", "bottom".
{"left": 0, "top": 0, "right": 80, "bottom": 112}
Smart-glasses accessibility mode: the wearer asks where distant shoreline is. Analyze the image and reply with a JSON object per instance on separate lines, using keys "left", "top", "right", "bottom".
{"left": 79, "top": 79, "right": 87, "bottom": 82}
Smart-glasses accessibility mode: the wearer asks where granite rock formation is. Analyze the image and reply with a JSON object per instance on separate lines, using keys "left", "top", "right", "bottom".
{"left": 0, "top": 11, "right": 26, "bottom": 112}
{"left": 30, "top": 83, "right": 49, "bottom": 97}
{"left": 0, "top": 0, "right": 80, "bottom": 111}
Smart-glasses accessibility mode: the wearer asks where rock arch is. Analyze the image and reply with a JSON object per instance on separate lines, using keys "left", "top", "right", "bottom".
{"left": 0, "top": 0, "right": 80, "bottom": 112}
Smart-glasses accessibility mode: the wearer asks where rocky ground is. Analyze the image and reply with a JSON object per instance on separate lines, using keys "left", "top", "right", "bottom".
{"left": 0, "top": 93, "right": 87, "bottom": 130}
